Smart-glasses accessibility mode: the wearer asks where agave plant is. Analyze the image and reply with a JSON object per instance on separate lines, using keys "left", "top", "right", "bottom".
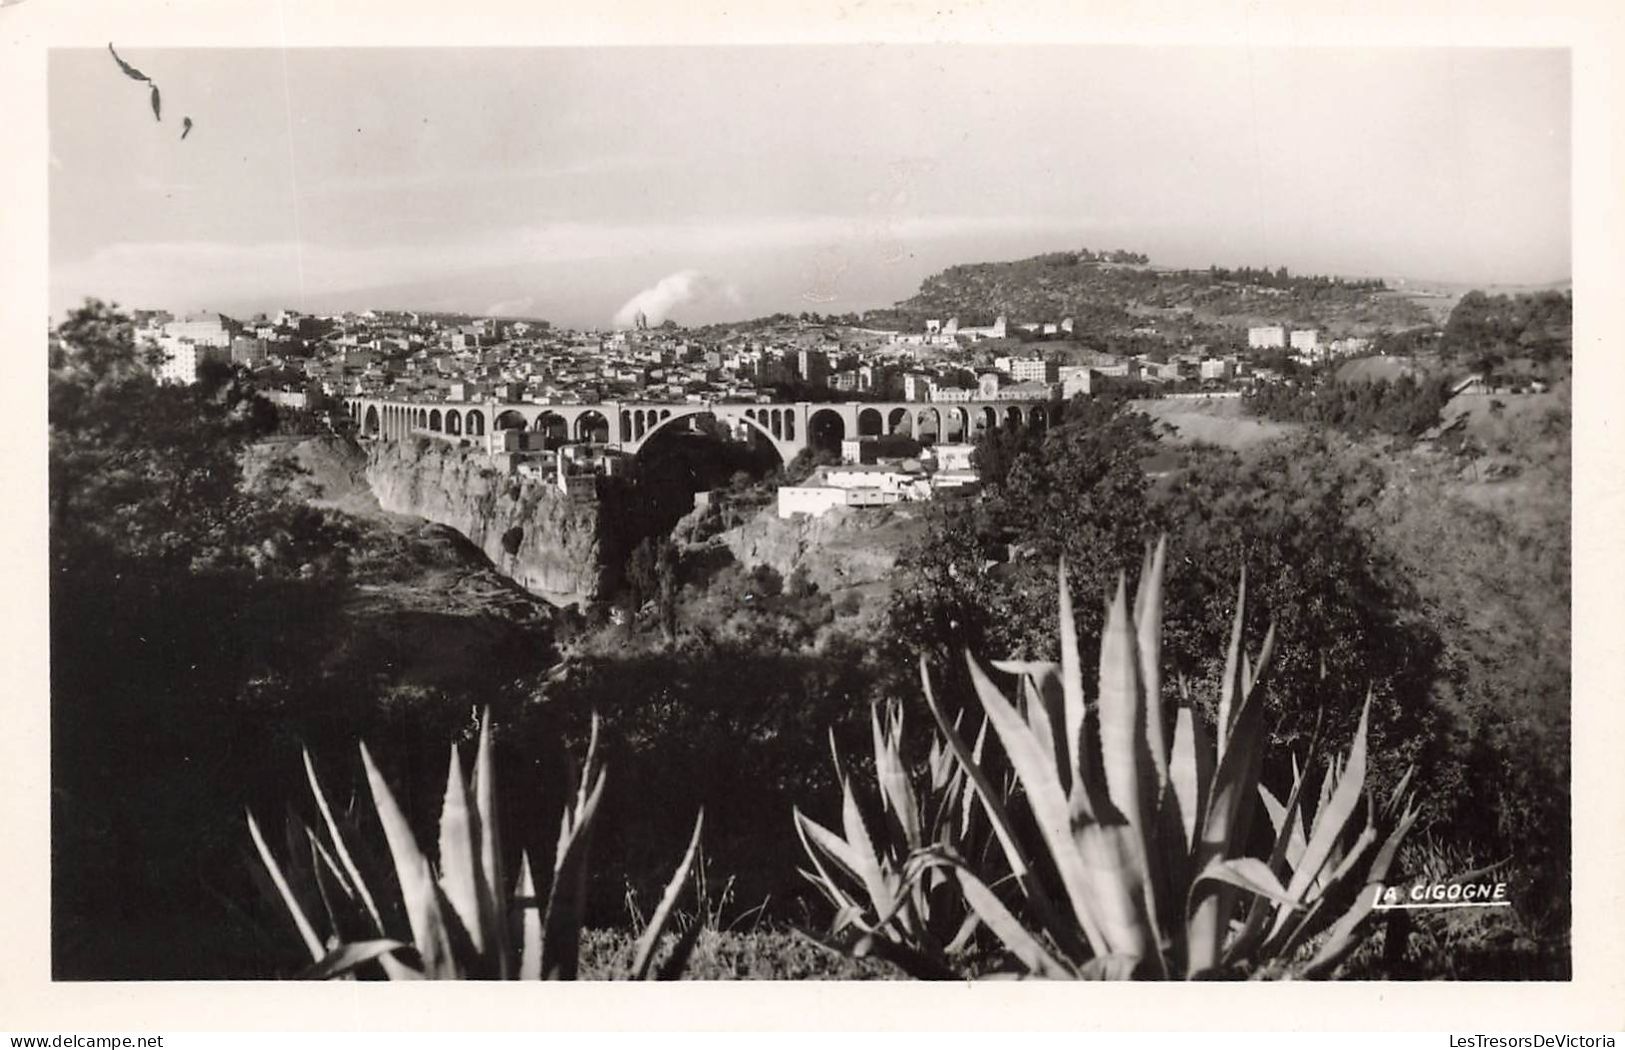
{"left": 792, "top": 702, "right": 999, "bottom": 976}
{"left": 248, "top": 710, "right": 705, "bottom": 980}
{"left": 805, "top": 538, "right": 1419, "bottom": 979}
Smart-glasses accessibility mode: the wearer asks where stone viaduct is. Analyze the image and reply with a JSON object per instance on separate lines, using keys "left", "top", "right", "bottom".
{"left": 341, "top": 396, "right": 1057, "bottom": 462}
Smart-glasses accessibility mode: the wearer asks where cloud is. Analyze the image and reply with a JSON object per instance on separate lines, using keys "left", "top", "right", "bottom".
{"left": 483, "top": 295, "right": 536, "bottom": 317}
{"left": 611, "top": 270, "right": 740, "bottom": 329}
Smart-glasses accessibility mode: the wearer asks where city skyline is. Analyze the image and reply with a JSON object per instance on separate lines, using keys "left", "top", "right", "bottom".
{"left": 50, "top": 46, "right": 1570, "bottom": 327}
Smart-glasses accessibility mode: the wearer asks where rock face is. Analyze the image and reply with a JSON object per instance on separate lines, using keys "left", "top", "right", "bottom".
{"left": 365, "top": 440, "right": 608, "bottom": 603}
{"left": 717, "top": 503, "right": 917, "bottom": 593}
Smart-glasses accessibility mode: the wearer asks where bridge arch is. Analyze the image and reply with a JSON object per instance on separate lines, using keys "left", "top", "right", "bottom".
{"left": 808, "top": 407, "right": 846, "bottom": 452}
{"left": 466, "top": 410, "right": 484, "bottom": 436}
{"left": 887, "top": 407, "right": 912, "bottom": 437}
{"left": 446, "top": 409, "right": 463, "bottom": 436}
{"left": 945, "top": 406, "right": 969, "bottom": 443}
{"left": 1029, "top": 404, "right": 1049, "bottom": 432}
{"left": 857, "top": 407, "right": 883, "bottom": 437}
{"left": 429, "top": 409, "right": 442, "bottom": 432}
{"left": 916, "top": 407, "right": 942, "bottom": 445}
{"left": 628, "top": 405, "right": 775, "bottom": 462}
{"left": 575, "top": 410, "right": 609, "bottom": 443}
{"left": 1005, "top": 405, "right": 1024, "bottom": 427}
{"left": 364, "top": 405, "right": 380, "bottom": 436}
{"left": 531, "top": 411, "right": 568, "bottom": 445}
{"left": 494, "top": 409, "right": 528, "bottom": 431}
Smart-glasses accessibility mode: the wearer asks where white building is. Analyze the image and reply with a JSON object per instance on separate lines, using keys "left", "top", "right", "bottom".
{"left": 930, "top": 443, "right": 977, "bottom": 472}
{"left": 1248, "top": 325, "right": 1286, "bottom": 350}
{"left": 155, "top": 340, "right": 230, "bottom": 385}
{"left": 1008, "top": 358, "right": 1058, "bottom": 384}
{"left": 1289, "top": 328, "right": 1320, "bottom": 353}
{"left": 1200, "top": 357, "right": 1234, "bottom": 381}
{"left": 1059, "top": 365, "right": 1093, "bottom": 398}
{"left": 778, "top": 463, "right": 936, "bottom": 518}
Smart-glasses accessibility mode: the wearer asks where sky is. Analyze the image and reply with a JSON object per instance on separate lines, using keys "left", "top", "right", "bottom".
{"left": 48, "top": 46, "right": 1570, "bottom": 328}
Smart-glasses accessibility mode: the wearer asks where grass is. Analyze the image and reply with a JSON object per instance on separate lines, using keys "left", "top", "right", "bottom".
{"left": 578, "top": 928, "right": 897, "bottom": 980}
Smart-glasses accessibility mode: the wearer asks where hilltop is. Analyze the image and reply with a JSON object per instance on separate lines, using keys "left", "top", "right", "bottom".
{"left": 856, "top": 249, "right": 1433, "bottom": 340}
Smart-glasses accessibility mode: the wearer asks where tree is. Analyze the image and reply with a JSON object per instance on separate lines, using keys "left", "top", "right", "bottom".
{"left": 888, "top": 404, "right": 1447, "bottom": 810}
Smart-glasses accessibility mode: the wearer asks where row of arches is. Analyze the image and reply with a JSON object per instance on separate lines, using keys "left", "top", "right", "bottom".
{"left": 347, "top": 398, "right": 1049, "bottom": 452}
{"left": 742, "top": 406, "right": 797, "bottom": 442}
{"left": 491, "top": 408, "right": 609, "bottom": 443}
{"left": 841, "top": 404, "right": 1046, "bottom": 445}
{"left": 351, "top": 401, "right": 486, "bottom": 440}
{"left": 622, "top": 406, "right": 674, "bottom": 442}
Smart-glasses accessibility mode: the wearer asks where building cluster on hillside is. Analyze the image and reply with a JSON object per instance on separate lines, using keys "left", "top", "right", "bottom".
{"left": 129, "top": 297, "right": 1385, "bottom": 419}
{"left": 1247, "top": 325, "right": 1372, "bottom": 365}
{"left": 777, "top": 437, "right": 980, "bottom": 520}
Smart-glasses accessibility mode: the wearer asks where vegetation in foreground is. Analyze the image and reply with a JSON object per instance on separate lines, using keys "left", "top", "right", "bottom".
{"left": 800, "top": 548, "right": 1417, "bottom": 978}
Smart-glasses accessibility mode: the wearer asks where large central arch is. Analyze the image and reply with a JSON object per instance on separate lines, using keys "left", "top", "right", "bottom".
{"left": 633, "top": 405, "right": 790, "bottom": 466}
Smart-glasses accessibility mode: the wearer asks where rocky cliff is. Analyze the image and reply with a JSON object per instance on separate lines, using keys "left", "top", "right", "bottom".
{"left": 365, "top": 440, "right": 608, "bottom": 603}
{"left": 714, "top": 502, "right": 924, "bottom": 594}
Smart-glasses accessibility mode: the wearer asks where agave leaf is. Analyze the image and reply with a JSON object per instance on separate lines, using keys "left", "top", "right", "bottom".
{"left": 1228, "top": 767, "right": 1314, "bottom": 965}
{"left": 303, "top": 748, "right": 384, "bottom": 936}
{"left": 1077, "top": 953, "right": 1141, "bottom": 979}
{"left": 473, "top": 710, "right": 509, "bottom": 977}
{"left": 1135, "top": 536, "right": 1170, "bottom": 790}
{"left": 437, "top": 743, "right": 485, "bottom": 958}
{"left": 298, "top": 938, "right": 409, "bottom": 980}
{"left": 966, "top": 650, "right": 1124, "bottom": 958}
{"left": 247, "top": 809, "right": 325, "bottom": 964}
{"left": 793, "top": 808, "right": 864, "bottom": 888}
{"left": 1018, "top": 668, "right": 1070, "bottom": 803}
{"left": 631, "top": 810, "right": 704, "bottom": 980}
{"left": 951, "top": 866, "right": 1071, "bottom": 978}
{"left": 306, "top": 825, "right": 361, "bottom": 942}
{"left": 1215, "top": 568, "right": 1248, "bottom": 753}
{"left": 1186, "top": 643, "right": 1269, "bottom": 974}
{"left": 378, "top": 954, "right": 424, "bottom": 980}
{"left": 149, "top": 83, "right": 162, "bottom": 122}
{"left": 515, "top": 851, "right": 542, "bottom": 980}
{"left": 1301, "top": 804, "right": 1421, "bottom": 978}
{"left": 1282, "top": 694, "right": 1372, "bottom": 910}
{"left": 871, "top": 704, "right": 921, "bottom": 852}
{"left": 840, "top": 773, "right": 898, "bottom": 919}
{"left": 1096, "top": 572, "right": 1166, "bottom": 968}
{"left": 1382, "top": 766, "right": 1417, "bottom": 825}
{"left": 1168, "top": 702, "right": 1212, "bottom": 854}
{"left": 919, "top": 655, "right": 1081, "bottom": 958}
{"left": 1194, "top": 857, "right": 1299, "bottom": 909}
{"left": 360, "top": 742, "right": 459, "bottom": 978}
{"left": 1074, "top": 818, "right": 1159, "bottom": 964}
{"left": 540, "top": 769, "right": 606, "bottom": 979}
{"left": 1056, "top": 559, "right": 1088, "bottom": 799}
{"left": 1097, "top": 574, "right": 1152, "bottom": 832}
{"left": 945, "top": 906, "right": 982, "bottom": 954}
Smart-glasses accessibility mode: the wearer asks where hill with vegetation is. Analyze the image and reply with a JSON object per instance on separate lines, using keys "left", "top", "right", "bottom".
{"left": 858, "top": 248, "right": 1433, "bottom": 339}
